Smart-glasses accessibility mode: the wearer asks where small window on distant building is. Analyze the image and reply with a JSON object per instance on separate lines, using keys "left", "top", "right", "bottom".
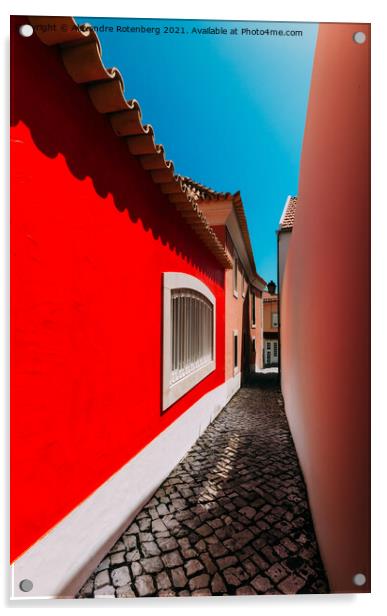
{"left": 251, "top": 292, "right": 256, "bottom": 326}
{"left": 233, "top": 254, "right": 238, "bottom": 297}
{"left": 163, "top": 273, "right": 216, "bottom": 410}
{"left": 272, "top": 312, "right": 278, "bottom": 328}
{"left": 233, "top": 331, "right": 238, "bottom": 372}
{"left": 273, "top": 341, "right": 278, "bottom": 358}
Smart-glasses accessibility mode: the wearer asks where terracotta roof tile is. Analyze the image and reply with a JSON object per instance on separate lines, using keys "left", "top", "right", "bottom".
{"left": 280, "top": 196, "right": 298, "bottom": 230}
{"left": 179, "top": 176, "right": 266, "bottom": 288}
{"left": 178, "top": 176, "right": 233, "bottom": 202}
{"left": 28, "top": 16, "right": 232, "bottom": 269}
{"left": 263, "top": 291, "right": 278, "bottom": 302}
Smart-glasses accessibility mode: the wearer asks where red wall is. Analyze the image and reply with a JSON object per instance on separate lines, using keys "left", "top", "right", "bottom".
{"left": 10, "top": 19, "right": 225, "bottom": 562}
{"left": 281, "top": 24, "right": 370, "bottom": 592}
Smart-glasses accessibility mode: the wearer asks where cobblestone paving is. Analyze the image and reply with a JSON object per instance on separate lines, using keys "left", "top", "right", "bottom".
{"left": 77, "top": 375, "right": 329, "bottom": 598}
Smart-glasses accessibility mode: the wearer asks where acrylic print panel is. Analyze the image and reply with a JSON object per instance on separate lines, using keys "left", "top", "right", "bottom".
{"left": 10, "top": 14, "right": 370, "bottom": 598}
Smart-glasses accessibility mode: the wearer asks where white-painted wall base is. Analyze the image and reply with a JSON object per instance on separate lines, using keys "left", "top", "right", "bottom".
{"left": 226, "top": 371, "right": 241, "bottom": 402}
{"left": 11, "top": 373, "right": 241, "bottom": 599}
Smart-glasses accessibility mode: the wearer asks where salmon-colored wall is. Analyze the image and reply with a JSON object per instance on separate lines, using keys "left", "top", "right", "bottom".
{"left": 215, "top": 228, "right": 263, "bottom": 377}
{"left": 224, "top": 237, "right": 243, "bottom": 380}
{"left": 263, "top": 297, "right": 278, "bottom": 333}
{"left": 258, "top": 295, "right": 264, "bottom": 368}
{"left": 250, "top": 292, "right": 263, "bottom": 370}
{"left": 11, "top": 18, "right": 225, "bottom": 562}
{"left": 281, "top": 23, "right": 370, "bottom": 592}
{"left": 248, "top": 289, "right": 263, "bottom": 370}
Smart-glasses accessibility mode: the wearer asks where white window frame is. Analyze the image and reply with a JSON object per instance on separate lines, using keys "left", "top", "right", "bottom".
{"left": 233, "top": 330, "right": 239, "bottom": 375}
{"left": 251, "top": 291, "right": 256, "bottom": 328}
{"left": 163, "top": 272, "right": 216, "bottom": 411}
{"left": 272, "top": 312, "right": 278, "bottom": 328}
{"left": 252, "top": 336, "right": 256, "bottom": 353}
{"left": 242, "top": 272, "right": 246, "bottom": 299}
{"left": 233, "top": 253, "right": 239, "bottom": 298}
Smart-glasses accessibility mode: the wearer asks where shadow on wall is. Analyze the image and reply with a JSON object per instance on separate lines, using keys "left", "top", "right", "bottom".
{"left": 11, "top": 17, "right": 222, "bottom": 284}
{"left": 241, "top": 291, "right": 251, "bottom": 386}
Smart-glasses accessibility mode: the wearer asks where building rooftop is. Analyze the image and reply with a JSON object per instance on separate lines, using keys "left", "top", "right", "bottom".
{"left": 28, "top": 15, "right": 268, "bottom": 285}
{"left": 28, "top": 16, "right": 233, "bottom": 269}
{"left": 279, "top": 196, "right": 298, "bottom": 230}
{"left": 263, "top": 291, "right": 278, "bottom": 302}
{"left": 179, "top": 176, "right": 266, "bottom": 289}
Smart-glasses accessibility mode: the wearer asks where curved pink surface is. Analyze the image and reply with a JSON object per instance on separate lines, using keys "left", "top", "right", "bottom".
{"left": 281, "top": 23, "right": 370, "bottom": 592}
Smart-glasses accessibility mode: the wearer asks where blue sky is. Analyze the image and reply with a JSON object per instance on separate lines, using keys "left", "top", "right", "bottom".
{"left": 79, "top": 17, "right": 318, "bottom": 283}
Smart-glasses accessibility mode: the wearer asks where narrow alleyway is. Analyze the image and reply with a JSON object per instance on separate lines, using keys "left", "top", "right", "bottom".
{"left": 77, "top": 375, "right": 329, "bottom": 598}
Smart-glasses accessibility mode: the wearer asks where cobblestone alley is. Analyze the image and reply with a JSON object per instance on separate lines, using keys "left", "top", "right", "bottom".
{"left": 77, "top": 375, "right": 329, "bottom": 598}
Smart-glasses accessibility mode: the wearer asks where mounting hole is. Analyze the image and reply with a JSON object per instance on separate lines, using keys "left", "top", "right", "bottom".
{"left": 353, "top": 573, "right": 366, "bottom": 586}
{"left": 19, "top": 578, "right": 33, "bottom": 592}
{"left": 19, "top": 24, "right": 33, "bottom": 38}
{"left": 353, "top": 31, "right": 366, "bottom": 44}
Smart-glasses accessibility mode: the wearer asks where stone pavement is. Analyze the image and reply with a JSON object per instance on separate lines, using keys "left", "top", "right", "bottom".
{"left": 77, "top": 374, "right": 329, "bottom": 598}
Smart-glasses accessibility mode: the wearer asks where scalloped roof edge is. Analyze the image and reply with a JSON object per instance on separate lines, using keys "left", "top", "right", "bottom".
{"left": 27, "top": 16, "right": 233, "bottom": 269}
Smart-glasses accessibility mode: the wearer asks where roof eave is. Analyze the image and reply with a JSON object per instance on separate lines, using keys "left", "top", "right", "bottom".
{"left": 28, "top": 16, "right": 232, "bottom": 270}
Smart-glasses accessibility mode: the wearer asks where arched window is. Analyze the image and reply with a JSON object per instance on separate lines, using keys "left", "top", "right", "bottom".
{"left": 163, "top": 273, "right": 216, "bottom": 410}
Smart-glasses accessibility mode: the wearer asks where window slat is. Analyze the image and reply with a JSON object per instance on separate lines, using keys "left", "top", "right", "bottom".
{"left": 170, "top": 288, "right": 214, "bottom": 386}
